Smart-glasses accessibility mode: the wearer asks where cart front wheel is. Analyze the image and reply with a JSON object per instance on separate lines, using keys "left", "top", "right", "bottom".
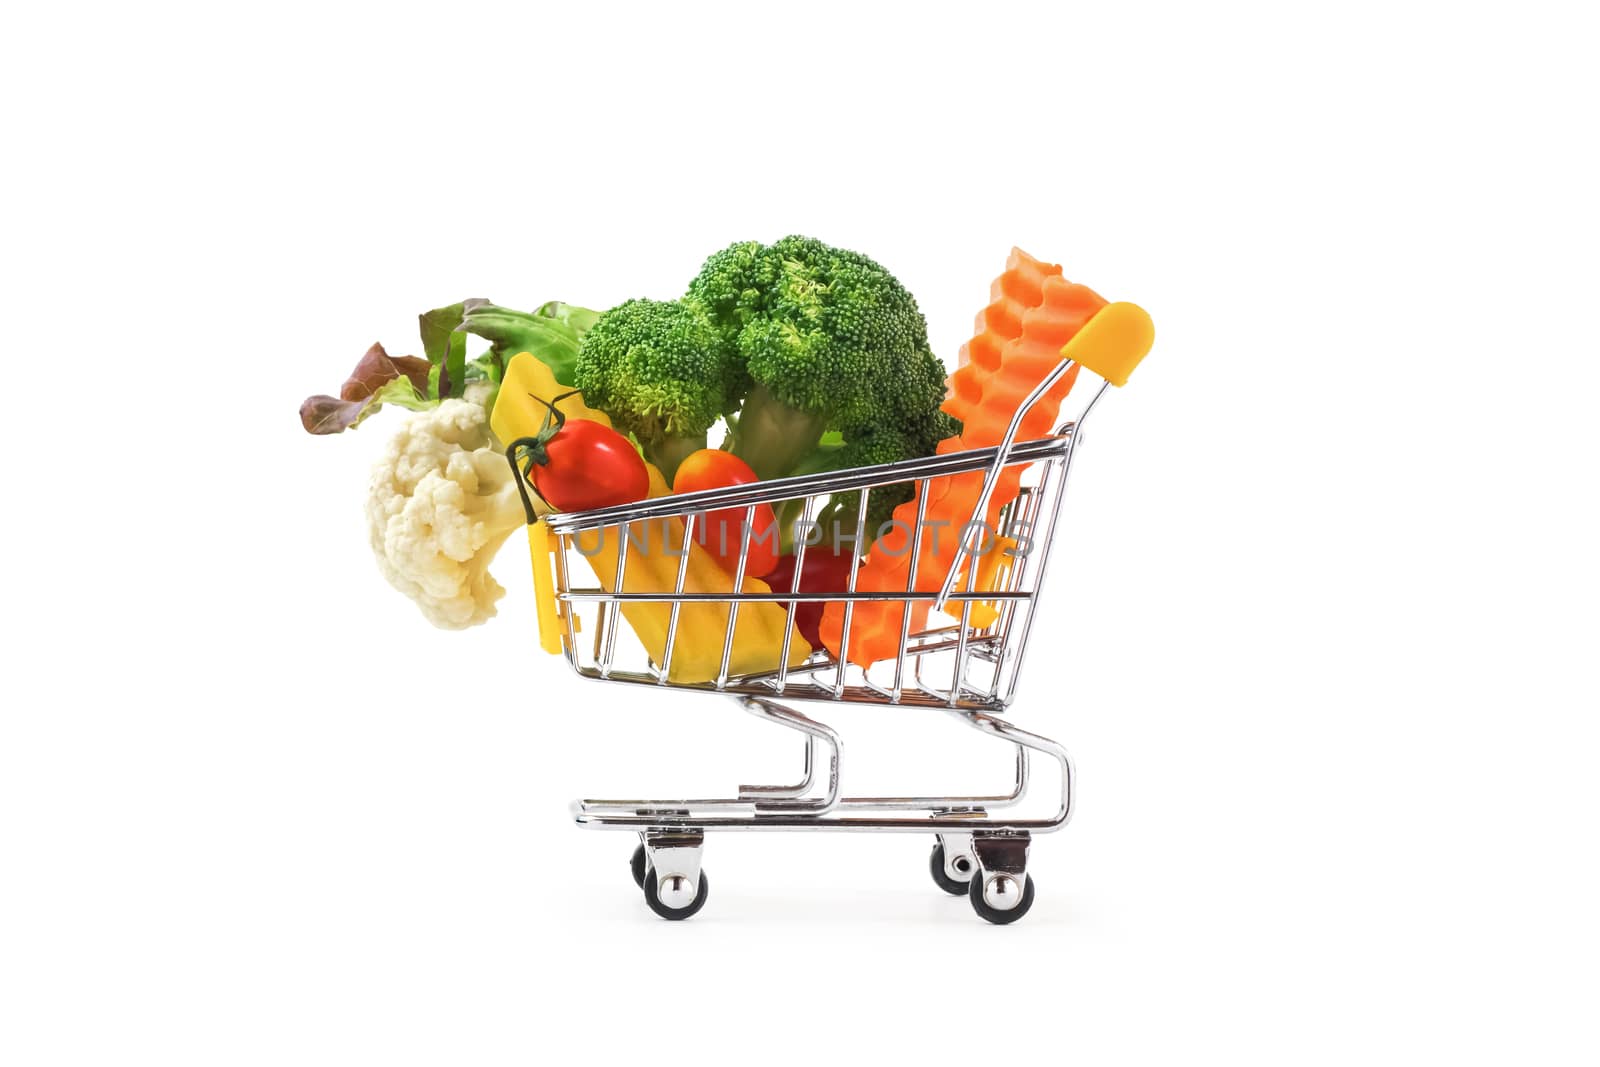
{"left": 930, "top": 842, "right": 974, "bottom": 896}
{"left": 969, "top": 871, "right": 1035, "bottom": 925}
{"left": 629, "top": 844, "right": 647, "bottom": 889}
{"left": 644, "top": 868, "right": 709, "bottom": 921}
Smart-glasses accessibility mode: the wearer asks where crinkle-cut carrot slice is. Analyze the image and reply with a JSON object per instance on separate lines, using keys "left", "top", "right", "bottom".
{"left": 948, "top": 249, "right": 1062, "bottom": 424}
{"left": 820, "top": 254, "right": 1105, "bottom": 669}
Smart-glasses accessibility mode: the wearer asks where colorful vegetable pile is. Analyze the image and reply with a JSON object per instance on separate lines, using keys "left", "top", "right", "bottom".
{"left": 298, "top": 237, "right": 1114, "bottom": 678}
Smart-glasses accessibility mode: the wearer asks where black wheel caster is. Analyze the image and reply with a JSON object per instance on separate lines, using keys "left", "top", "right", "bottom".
{"left": 968, "top": 870, "right": 1035, "bottom": 925}
{"left": 930, "top": 842, "right": 974, "bottom": 896}
{"left": 630, "top": 844, "right": 647, "bottom": 889}
{"left": 643, "top": 867, "right": 709, "bottom": 921}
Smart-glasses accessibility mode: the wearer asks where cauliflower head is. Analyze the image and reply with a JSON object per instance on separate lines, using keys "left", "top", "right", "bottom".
{"left": 365, "top": 398, "right": 536, "bottom": 629}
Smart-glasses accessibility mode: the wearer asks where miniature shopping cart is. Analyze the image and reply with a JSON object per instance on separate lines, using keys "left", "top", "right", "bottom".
{"left": 513, "top": 302, "right": 1153, "bottom": 924}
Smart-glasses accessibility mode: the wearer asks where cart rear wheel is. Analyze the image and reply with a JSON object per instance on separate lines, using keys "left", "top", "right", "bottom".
{"left": 930, "top": 842, "right": 974, "bottom": 895}
{"left": 644, "top": 868, "right": 709, "bottom": 921}
{"left": 630, "top": 844, "right": 647, "bottom": 889}
{"left": 969, "top": 871, "right": 1035, "bottom": 925}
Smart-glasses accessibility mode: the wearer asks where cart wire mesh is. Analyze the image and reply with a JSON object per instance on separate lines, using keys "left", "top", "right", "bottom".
{"left": 535, "top": 375, "right": 1105, "bottom": 712}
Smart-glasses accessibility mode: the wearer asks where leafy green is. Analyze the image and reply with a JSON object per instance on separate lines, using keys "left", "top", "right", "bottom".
{"left": 536, "top": 301, "right": 601, "bottom": 334}
{"left": 369, "top": 375, "right": 438, "bottom": 412}
{"left": 300, "top": 299, "right": 603, "bottom": 436}
{"left": 465, "top": 350, "right": 503, "bottom": 385}
{"left": 419, "top": 299, "right": 488, "bottom": 398}
{"left": 299, "top": 342, "right": 434, "bottom": 435}
{"left": 460, "top": 303, "right": 597, "bottom": 387}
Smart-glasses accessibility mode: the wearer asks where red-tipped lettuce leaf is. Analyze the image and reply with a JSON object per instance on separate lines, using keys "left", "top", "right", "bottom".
{"left": 299, "top": 343, "right": 435, "bottom": 435}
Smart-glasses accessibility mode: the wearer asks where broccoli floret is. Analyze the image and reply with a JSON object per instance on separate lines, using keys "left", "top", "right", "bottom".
{"left": 574, "top": 298, "right": 737, "bottom": 481}
{"left": 811, "top": 409, "right": 962, "bottom": 545}
{"left": 682, "top": 240, "right": 775, "bottom": 350}
{"left": 686, "top": 235, "right": 955, "bottom": 482}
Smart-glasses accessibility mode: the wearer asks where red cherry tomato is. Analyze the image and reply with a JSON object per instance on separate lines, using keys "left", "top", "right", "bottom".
{"left": 673, "top": 449, "right": 779, "bottom": 578}
{"left": 529, "top": 419, "right": 649, "bottom": 512}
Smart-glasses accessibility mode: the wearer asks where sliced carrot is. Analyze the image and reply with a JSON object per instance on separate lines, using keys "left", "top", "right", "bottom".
{"left": 819, "top": 251, "right": 1107, "bottom": 669}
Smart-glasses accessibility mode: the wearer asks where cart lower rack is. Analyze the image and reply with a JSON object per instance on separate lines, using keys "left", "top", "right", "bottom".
{"left": 524, "top": 301, "right": 1153, "bottom": 923}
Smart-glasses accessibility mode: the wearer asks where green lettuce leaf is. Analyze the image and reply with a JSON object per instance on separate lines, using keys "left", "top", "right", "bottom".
{"left": 460, "top": 303, "right": 584, "bottom": 386}
{"left": 536, "top": 301, "right": 602, "bottom": 335}
{"left": 370, "top": 375, "right": 438, "bottom": 412}
{"left": 419, "top": 299, "right": 489, "bottom": 398}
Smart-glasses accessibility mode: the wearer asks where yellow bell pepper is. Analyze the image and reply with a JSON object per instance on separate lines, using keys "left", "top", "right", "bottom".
{"left": 573, "top": 464, "right": 811, "bottom": 683}
{"left": 491, "top": 351, "right": 612, "bottom": 443}
{"left": 495, "top": 352, "right": 610, "bottom": 655}
{"left": 491, "top": 351, "right": 812, "bottom": 679}
{"left": 963, "top": 536, "right": 1018, "bottom": 629}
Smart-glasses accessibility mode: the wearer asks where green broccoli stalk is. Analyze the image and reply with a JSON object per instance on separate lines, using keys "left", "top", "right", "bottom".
{"left": 573, "top": 298, "right": 738, "bottom": 482}
{"left": 799, "top": 409, "right": 962, "bottom": 547}
{"left": 686, "top": 235, "right": 955, "bottom": 483}
{"left": 726, "top": 384, "right": 831, "bottom": 480}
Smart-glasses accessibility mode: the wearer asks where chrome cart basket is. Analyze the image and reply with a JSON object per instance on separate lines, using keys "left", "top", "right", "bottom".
{"left": 523, "top": 303, "right": 1152, "bottom": 923}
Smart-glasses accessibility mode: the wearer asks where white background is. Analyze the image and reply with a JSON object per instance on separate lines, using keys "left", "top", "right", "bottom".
{"left": 4, "top": 1, "right": 1597, "bottom": 1064}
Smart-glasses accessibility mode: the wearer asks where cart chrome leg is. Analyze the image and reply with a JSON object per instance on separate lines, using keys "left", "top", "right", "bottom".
{"left": 574, "top": 702, "right": 1070, "bottom": 828}
{"left": 737, "top": 698, "right": 842, "bottom": 812}
{"left": 576, "top": 697, "right": 842, "bottom": 821}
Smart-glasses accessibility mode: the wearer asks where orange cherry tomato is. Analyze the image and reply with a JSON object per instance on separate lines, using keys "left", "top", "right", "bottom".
{"left": 673, "top": 449, "right": 779, "bottom": 578}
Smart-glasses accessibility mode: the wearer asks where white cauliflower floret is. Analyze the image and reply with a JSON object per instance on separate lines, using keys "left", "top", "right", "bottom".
{"left": 366, "top": 398, "right": 537, "bottom": 629}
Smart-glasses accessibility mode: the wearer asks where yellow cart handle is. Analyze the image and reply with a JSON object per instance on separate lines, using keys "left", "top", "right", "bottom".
{"left": 1060, "top": 301, "right": 1154, "bottom": 387}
